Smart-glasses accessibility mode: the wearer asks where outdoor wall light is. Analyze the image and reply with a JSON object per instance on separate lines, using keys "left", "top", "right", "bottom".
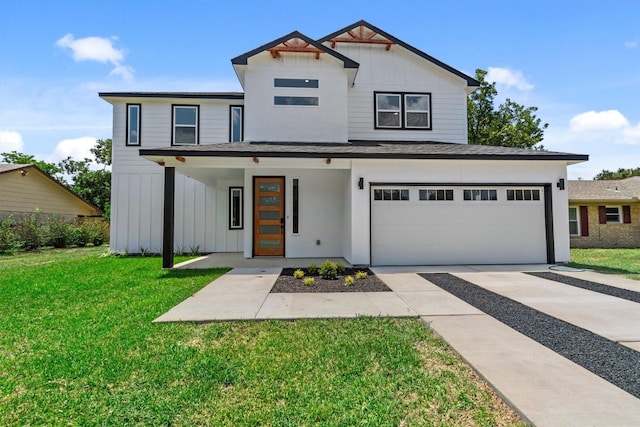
{"left": 557, "top": 178, "right": 565, "bottom": 190}
{"left": 358, "top": 177, "right": 364, "bottom": 190}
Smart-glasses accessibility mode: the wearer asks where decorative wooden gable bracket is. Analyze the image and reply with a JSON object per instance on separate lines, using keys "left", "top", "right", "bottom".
{"left": 267, "top": 37, "right": 324, "bottom": 59}
{"left": 329, "top": 25, "right": 395, "bottom": 50}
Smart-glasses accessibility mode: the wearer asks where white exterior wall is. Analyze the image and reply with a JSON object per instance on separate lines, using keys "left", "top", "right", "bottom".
{"left": 348, "top": 159, "right": 570, "bottom": 265}
{"left": 331, "top": 44, "right": 469, "bottom": 143}
{"left": 109, "top": 99, "right": 243, "bottom": 254}
{"left": 243, "top": 52, "right": 349, "bottom": 142}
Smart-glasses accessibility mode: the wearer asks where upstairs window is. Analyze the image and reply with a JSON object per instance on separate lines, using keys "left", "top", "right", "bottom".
{"left": 274, "top": 96, "right": 319, "bottom": 106}
{"left": 126, "top": 104, "right": 141, "bottom": 146}
{"left": 274, "top": 78, "right": 318, "bottom": 88}
{"left": 229, "top": 106, "right": 243, "bottom": 142}
{"left": 172, "top": 105, "right": 198, "bottom": 145}
{"left": 375, "top": 92, "right": 431, "bottom": 130}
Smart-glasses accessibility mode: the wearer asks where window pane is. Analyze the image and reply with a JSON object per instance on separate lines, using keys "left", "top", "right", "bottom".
{"left": 516, "top": 190, "right": 524, "bottom": 200}
{"left": 175, "top": 127, "right": 196, "bottom": 144}
{"left": 258, "top": 239, "right": 280, "bottom": 249}
{"left": 231, "top": 107, "right": 242, "bottom": 142}
{"left": 436, "top": 190, "right": 444, "bottom": 200}
{"left": 568, "top": 208, "right": 577, "bottom": 221}
{"left": 383, "top": 190, "right": 392, "bottom": 200}
{"left": 259, "top": 196, "right": 280, "bottom": 206}
{"left": 464, "top": 190, "right": 471, "bottom": 201}
{"left": 507, "top": 190, "right": 515, "bottom": 200}
{"left": 175, "top": 107, "right": 196, "bottom": 125}
{"left": 230, "top": 188, "right": 242, "bottom": 229}
{"left": 378, "top": 112, "right": 400, "bottom": 127}
{"left": 569, "top": 222, "right": 579, "bottom": 235}
{"left": 392, "top": 190, "right": 400, "bottom": 200}
{"left": 374, "top": 189, "right": 383, "bottom": 200}
{"left": 480, "top": 190, "right": 489, "bottom": 200}
{"left": 419, "top": 190, "right": 427, "bottom": 200}
{"left": 260, "top": 225, "right": 281, "bottom": 235}
{"left": 532, "top": 190, "right": 540, "bottom": 200}
{"left": 292, "top": 179, "right": 299, "bottom": 234}
{"left": 274, "top": 96, "right": 318, "bottom": 106}
{"left": 406, "top": 112, "right": 428, "bottom": 127}
{"left": 259, "top": 182, "right": 280, "bottom": 192}
{"left": 445, "top": 190, "right": 454, "bottom": 200}
{"left": 489, "top": 190, "right": 497, "bottom": 200}
{"left": 128, "top": 105, "right": 139, "bottom": 144}
{"left": 524, "top": 190, "right": 532, "bottom": 200}
{"left": 405, "top": 95, "right": 429, "bottom": 110}
{"left": 274, "top": 78, "right": 319, "bottom": 88}
{"left": 377, "top": 94, "right": 400, "bottom": 109}
{"left": 400, "top": 190, "right": 409, "bottom": 200}
{"left": 259, "top": 211, "right": 280, "bottom": 220}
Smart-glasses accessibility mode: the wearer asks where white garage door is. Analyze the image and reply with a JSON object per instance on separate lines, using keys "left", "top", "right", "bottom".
{"left": 371, "top": 186, "right": 548, "bottom": 265}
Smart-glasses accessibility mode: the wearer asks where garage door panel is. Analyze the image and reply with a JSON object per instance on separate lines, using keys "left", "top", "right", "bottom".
{"left": 371, "top": 186, "right": 547, "bottom": 265}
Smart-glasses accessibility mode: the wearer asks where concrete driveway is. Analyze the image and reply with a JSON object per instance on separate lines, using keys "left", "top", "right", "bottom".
{"left": 154, "top": 264, "right": 640, "bottom": 426}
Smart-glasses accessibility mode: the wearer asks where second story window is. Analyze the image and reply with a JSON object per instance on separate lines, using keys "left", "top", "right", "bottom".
{"left": 375, "top": 92, "right": 432, "bottom": 130}
{"left": 126, "top": 104, "right": 141, "bottom": 146}
{"left": 230, "top": 106, "right": 243, "bottom": 142}
{"left": 172, "top": 105, "right": 198, "bottom": 145}
{"left": 274, "top": 78, "right": 318, "bottom": 88}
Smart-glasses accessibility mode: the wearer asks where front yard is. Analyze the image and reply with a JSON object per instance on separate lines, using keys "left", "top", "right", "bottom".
{"left": 0, "top": 248, "right": 521, "bottom": 426}
{"left": 570, "top": 248, "right": 640, "bottom": 281}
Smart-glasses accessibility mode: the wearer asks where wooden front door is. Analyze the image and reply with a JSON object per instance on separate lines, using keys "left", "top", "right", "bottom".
{"left": 253, "top": 177, "right": 285, "bottom": 256}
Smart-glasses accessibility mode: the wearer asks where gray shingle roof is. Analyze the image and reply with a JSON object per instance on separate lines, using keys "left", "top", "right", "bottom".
{"left": 139, "top": 141, "right": 588, "bottom": 161}
{"left": 0, "top": 163, "right": 31, "bottom": 174}
{"left": 569, "top": 177, "right": 640, "bottom": 201}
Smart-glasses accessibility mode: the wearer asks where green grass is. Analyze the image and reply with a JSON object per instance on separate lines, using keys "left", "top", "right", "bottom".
{"left": 1, "top": 249, "right": 521, "bottom": 426}
{"left": 570, "top": 248, "right": 640, "bottom": 281}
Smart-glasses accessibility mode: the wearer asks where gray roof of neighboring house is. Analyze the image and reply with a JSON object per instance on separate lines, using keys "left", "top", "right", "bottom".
{"left": 568, "top": 177, "right": 640, "bottom": 201}
{"left": 140, "top": 141, "right": 588, "bottom": 161}
{"left": 0, "top": 163, "right": 29, "bottom": 174}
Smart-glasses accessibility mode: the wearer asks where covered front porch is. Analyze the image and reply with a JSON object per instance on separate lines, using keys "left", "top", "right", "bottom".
{"left": 153, "top": 155, "right": 355, "bottom": 268}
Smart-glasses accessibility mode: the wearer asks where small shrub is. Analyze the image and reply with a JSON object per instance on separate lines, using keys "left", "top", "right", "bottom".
{"left": 303, "top": 277, "right": 315, "bottom": 286}
{"left": 319, "top": 260, "right": 338, "bottom": 280}
{"left": 14, "top": 210, "right": 43, "bottom": 251}
{"left": 0, "top": 216, "right": 17, "bottom": 253}
{"left": 69, "top": 224, "right": 88, "bottom": 247}
{"left": 307, "top": 263, "right": 317, "bottom": 275}
{"left": 47, "top": 215, "right": 71, "bottom": 248}
{"left": 355, "top": 271, "right": 368, "bottom": 280}
{"left": 293, "top": 269, "right": 305, "bottom": 279}
{"left": 336, "top": 262, "right": 346, "bottom": 275}
{"left": 140, "top": 247, "right": 149, "bottom": 257}
{"left": 84, "top": 220, "right": 108, "bottom": 247}
{"left": 189, "top": 245, "right": 200, "bottom": 256}
{"left": 344, "top": 275, "right": 355, "bottom": 286}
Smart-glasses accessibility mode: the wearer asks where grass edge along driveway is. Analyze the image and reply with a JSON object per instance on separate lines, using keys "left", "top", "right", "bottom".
{"left": 0, "top": 248, "right": 522, "bottom": 426}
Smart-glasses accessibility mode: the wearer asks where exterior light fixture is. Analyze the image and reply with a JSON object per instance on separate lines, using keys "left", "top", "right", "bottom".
{"left": 358, "top": 177, "right": 364, "bottom": 190}
{"left": 557, "top": 179, "right": 565, "bottom": 190}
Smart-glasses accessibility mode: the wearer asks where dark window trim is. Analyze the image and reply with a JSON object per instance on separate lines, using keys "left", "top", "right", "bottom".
{"left": 274, "top": 96, "right": 319, "bottom": 106}
{"left": 229, "top": 105, "right": 244, "bottom": 142}
{"left": 229, "top": 187, "right": 243, "bottom": 230}
{"left": 374, "top": 91, "right": 432, "bottom": 131}
{"left": 126, "top": 103, "right": 141, "bottom": 146}
{"left": 171, "top": 104, "right": 200, "bottom": 146}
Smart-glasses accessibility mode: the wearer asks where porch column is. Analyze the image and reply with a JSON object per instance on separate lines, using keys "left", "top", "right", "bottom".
{"left": 162, "top": 167, "right": 175, "bottom": 269}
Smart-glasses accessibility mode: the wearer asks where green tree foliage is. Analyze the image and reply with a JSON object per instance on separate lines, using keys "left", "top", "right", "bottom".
{"left": 594, "top": 167, "right": 640, "bottom": 180}
{"left": 1, "top": 138, "right": 112, "bottom": 213}
{"left": 468, "top": 69, "right": 548, "bottom": 149}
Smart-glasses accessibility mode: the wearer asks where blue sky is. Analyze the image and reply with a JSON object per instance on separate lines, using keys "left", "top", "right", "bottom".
{"left": 1, "top": 0, "right": 638, "bottom": 179}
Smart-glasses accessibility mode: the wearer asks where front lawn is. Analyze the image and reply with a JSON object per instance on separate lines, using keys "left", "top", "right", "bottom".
{"left": 570, "top": 248, "right": 640, "bottom": 281}
{"left": 0, "top": 248, "right": 521, "bottom": 426}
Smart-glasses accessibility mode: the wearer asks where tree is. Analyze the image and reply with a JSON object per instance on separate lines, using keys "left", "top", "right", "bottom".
{"left": 468, "top": 69, "right": 548, "bottom": 149}
{"left": 2, "top": 138, "right": 112, "bottom": 213}
{"left": 1, "top": 151, "right": 63, "bottom": 179}
{"left": 594, "top": 167, "right": 640, "bottom": 180}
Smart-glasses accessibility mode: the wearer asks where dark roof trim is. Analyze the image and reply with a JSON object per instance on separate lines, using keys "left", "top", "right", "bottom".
{"left": 318, "top": 20, "right": 479, "bottom": 87}
{"left": 99, "top": 92, "right": 244, "bottom": 100}
{"left": 231, "top": 31, "right": 359, "bottom": 69}
{"left": 139, "top": 148, "right": 588, "bottom": 162}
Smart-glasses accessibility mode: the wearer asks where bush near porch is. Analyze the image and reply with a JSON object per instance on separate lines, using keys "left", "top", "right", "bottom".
{"left": 0, "top": 248, "right": 522, "bottom": 426}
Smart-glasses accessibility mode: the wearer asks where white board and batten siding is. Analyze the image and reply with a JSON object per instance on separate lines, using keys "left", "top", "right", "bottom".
{"left": 109, "top": 99, "right": 244, "bottom": 254}
{"left": 334, "top": 44, "right": 469, "bottom": 143}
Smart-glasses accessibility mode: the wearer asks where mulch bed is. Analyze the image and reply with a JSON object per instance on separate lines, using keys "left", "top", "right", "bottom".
{"left": 270, "top": 268, "right": 391, "bottom": 293}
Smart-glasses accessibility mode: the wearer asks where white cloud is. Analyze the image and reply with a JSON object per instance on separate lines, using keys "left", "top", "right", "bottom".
{"left": 56, "top": 34, "right": 134, "bottom": 82}
{"left": 0, "top": 130, "right": 25, "bottom": 153}
{"left": 569, "top": 110, "right": 630, "bottom": 132}
{"left": 49, "top": 136, "right": 97, "bottom": 164}
{"left": 486, "top": 67, "right": 534, "bottom": 91}
{"left": 624, "top": 40, "right": 638, "bottom": 48}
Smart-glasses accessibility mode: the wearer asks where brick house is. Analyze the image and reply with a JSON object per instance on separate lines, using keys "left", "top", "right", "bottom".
{"left": 568, "top": 177, "right": 640, "bottom": 248}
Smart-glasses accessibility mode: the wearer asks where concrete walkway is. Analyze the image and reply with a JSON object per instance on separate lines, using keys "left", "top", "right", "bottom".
{"left": 154, "top": 265, "right": 640, "bottom": 426}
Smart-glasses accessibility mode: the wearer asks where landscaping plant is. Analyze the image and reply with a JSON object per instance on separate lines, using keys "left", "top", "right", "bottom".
{"left": 293, "top": 269, "right": 305, "bottom": 279}
{"left": 303, "top": 277, "right": 315, "bottom": 286}
{"left": 319, "top": 260, "right": 338, "bottom": 280}
{"left": 344, "top": 275, "right": 355, "bottom": 286}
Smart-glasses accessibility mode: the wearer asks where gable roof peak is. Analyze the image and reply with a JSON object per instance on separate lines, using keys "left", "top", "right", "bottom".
{"left": 319, "top": 20, "right": 479, "bottom": 87}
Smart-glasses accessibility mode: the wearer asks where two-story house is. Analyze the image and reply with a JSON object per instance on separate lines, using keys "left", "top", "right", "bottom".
{"left": 100, "top": 20, "right": 587, "bottom": 268}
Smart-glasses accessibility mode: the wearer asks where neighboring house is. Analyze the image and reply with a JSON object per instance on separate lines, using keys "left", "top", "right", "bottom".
{"left": 568, "top": 177, "right": 640, "bottom": 248}
{"left": 0, "top": 163, "right": 102, "bottom": 221}
{"left": 100, "top": 20, "right": 587, "bottom": 268}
